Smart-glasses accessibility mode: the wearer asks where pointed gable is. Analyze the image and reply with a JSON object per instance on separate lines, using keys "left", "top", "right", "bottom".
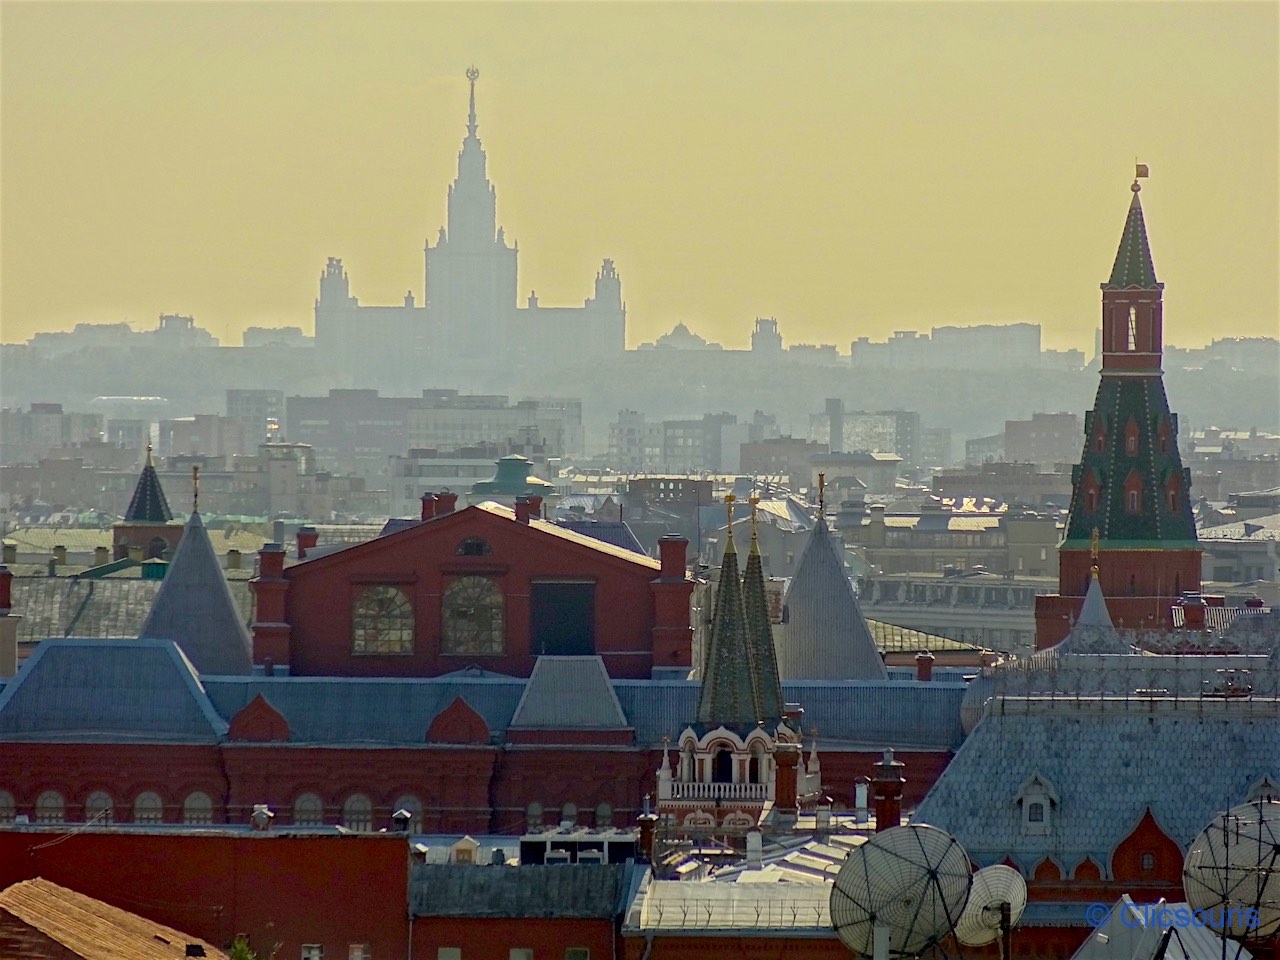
{"left": 139, "top": 512, "right": 252, "bottom": 675}
{"left": 509, "top": 656, "right": 629, "bottom": 729}
{"left": 696, "top": 522, "right": 757, "bottom": 727}
{"left": 778, "top": 517, "right": 888, "bottom": 681}
{"left": 741, "top": 533, "right": 784, "bottom": 723}
{"left": 124, "top": 450, "right": 173, "bottom": 523}
{"left": 427, "top": 696, "right": 491, "bottom": 743}
{"left": 1106, "top": 192, "right": 1159, "bottom": 290}
{"left": 228, "top": 692, "right": 290, "bottom": 741}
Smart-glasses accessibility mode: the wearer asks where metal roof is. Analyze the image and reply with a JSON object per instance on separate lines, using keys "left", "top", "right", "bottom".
{"left": 409, "top": 862, "right": 633, "bottom": 918}
{"left": 915, "top": 696, "right": 1280, "bottom": 872}
{"left": 138, "top": 512, "right": 253, "bottom": 675}
{"left": 1069, "top": 896, "right": 1254, "bottom": 960}
{"left": 0, "top": 639, "right": 228, "bottom": 743}
{"left": 509, "top": 656, "right": 630, "bottom": 729}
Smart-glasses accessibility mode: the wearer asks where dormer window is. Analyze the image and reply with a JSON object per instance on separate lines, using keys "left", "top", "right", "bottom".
{"left": 1016, "top": 773, "right": 1058, "bottom": 836}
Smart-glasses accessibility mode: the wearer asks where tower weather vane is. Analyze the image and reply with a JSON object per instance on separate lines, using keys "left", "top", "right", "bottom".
{"left": 1132, "top": 160, "right": 1149, "bottom": 193}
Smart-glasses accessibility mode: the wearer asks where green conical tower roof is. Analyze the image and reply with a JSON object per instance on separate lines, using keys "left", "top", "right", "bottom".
{"left": 124, "top": 446, "right": 173, "bottom": 524}
{"left": 696, "top": 500, "right": 759, "bottom": 727}
{"left": 1105, "top": 189, "right": 1159, "bottom": 290}
{"left": 740, "top": 504, "right": 784, "bottom": 724}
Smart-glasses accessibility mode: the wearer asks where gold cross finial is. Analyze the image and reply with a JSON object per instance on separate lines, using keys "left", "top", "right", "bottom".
{"left": 724, "top": 494, "right": 735, "bottom": 539}
{"left": 818, "top": 472, "right": 826, "bottom": 513}
{"left": 192, "top": 465, "right": 200, "bottom": 513}
{"left": 1091, "top": 526, "right": 1100, "bottom": 561}
{"left": 749, "top": 495, "right": 760, "bottom": 540}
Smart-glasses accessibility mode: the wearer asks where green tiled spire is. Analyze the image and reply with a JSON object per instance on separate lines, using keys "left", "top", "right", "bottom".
{"left": 124, "top": 445, "right": 173, "bottom": 524}
{"left": 697, "top": 498, "right": 759, "bottom": 727}
{"left": 1105, "top": 190, "right": 1159, "bottom": 290}
{"left": 740, "top": 499, "right": 784, "bottom": 725}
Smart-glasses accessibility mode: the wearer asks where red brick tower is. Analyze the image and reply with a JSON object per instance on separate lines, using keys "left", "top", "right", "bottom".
{"left": 1035, "top": 173, "right": 1200, "bottom": 648}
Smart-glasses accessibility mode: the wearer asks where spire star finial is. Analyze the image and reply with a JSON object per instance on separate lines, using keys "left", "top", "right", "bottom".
{"left": 465, "top": 66, "right": 479, "bottom": 137}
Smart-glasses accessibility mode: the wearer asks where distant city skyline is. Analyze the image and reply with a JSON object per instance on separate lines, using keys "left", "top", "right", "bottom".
{"left": 2, "top": 2, "right": 1276, "bottom": 351}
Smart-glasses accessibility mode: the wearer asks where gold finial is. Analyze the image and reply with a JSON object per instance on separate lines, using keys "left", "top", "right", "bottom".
{"left": 192, "top": 465, "right": 200, "bottom": 513}
{"left": 1090, "top": 526, "right": 1100, "bottom": 579}
{"left": 466, "top": 65, "right": 479, "bottom": 83}
{"left": 145, "top": 438, "right": 154, "bottom": 467}
{"left": 818, "top": 472, "right": 826, "bottom": 514}
{"left": 1132, "top": 161, "right": 1148, "bottom": 193}
{"left": 724, "top": 493, "right": 736, "bottom": 538}
{"left": 749, "top": 495, "right": 760, "bottom": 541}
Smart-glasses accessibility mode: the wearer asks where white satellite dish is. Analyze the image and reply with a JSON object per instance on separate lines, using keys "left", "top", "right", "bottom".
{"left": 955, "top": 864, "right": 1028, "bottom": 950}
{"left": 830, "top": 824, "right": 972, "bottom": 958}
{"left": 1183, "top": 798, "right": 1280, "bottom": 941}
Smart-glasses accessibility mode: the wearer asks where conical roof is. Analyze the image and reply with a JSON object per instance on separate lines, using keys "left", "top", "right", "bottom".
{"left": 1051, "top": 570, "right": 1133, "bottom": 656}
{"left": 124, "top": 449, "right": 173, "bottom": 523}
{"left": 138, "top": 512, "right": 252, "bottom": 675}
{"left": 741, "top": 529, "right": 784, "bottom": 724}
{"left": 696, "top": 525, "right": 759, "bottom": 727}
{"left": 1105, "top": 190, "right": 1159, "bottom": 290}
{"left": 777, "top": 517, "right": 887, "bottom": 680}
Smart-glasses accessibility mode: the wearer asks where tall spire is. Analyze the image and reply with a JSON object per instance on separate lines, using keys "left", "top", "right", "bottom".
{"left": 741, "top": 496, "right": 785, "bottom": 724}
{"left": 1106, "top": 176, "right": 1159, "bottom": 290}
{"left": 466, "top": 65, "right": 479, "bottom": 139}
{"left": 125, "top": 444, "right": 173, "bottom": 524}
{"left": 696, "top": 496, "right": 759, "bottom": 727}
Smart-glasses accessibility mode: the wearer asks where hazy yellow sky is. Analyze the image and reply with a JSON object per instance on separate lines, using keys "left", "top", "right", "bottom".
{"left": 2, "top": 1, "right": 1276, "bottom": 351}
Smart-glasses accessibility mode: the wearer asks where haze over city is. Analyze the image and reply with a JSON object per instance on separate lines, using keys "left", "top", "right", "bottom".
{"left": 3, "top": 1, "right": 1277, "bottom": 350}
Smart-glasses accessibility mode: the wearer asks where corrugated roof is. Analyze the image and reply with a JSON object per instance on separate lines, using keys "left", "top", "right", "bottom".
{"left": 0, "top": 877, "right": 229, "bottom": 960}
{"left": 409, "top": 863, "right": 631, "bottom": 918}
{"left": 1069, "top": 896, "right": 1254, "bottom": 960}
{"left": 915, "top": 697, "right": 1280, "bottom": 870}
{"left": 554, "top": 518, "right": 646, "bottom": 555}
{"left": 4, "top": 526, "right": 267, "bottom": 557}
{"left": 509, "top": 656, "right": 630, "bottom": 729}
{"left": 778, "top": 518, "right": 888, "bottom": 681}
{"left": 138, "top": 512, "right": 253, "bottom": 675}
{"left": 204, "top": 675, "right": 525, "bottom": 744}
{"left": 0, "top": 639, "right": 229, "bottom": 743}
{"left": 633, "top": 878, "right": 833, "bottom": 931}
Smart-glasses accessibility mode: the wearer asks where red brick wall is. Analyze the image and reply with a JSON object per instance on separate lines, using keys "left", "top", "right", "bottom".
{"left": 412, "top": 917, "right": 614, "bottom": 960}
{"left": 0, "top": 830, "right": 409, "bottom": 959}
{"left": 278, "top": 508, "right": 678, "bottom": 679}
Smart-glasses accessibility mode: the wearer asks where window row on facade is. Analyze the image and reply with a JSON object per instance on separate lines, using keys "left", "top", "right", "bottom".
{"left": 0, "top": 789, "right": 213, "bottom": 825}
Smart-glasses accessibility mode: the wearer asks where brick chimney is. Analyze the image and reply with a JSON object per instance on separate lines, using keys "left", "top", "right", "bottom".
{"left": 1178, "top": 593, "right": 1206, "bottom": 630}
{"left": 296, "top": 526, "right": 318, "bottom": 559}
{"left": 420, "top": 493, "right": 437, "bottom": 521}
{"left": 0, "top": 567, "right": 19, "bottom": 679}
{"left": 514, "top": 495, "right": 539, "bottom": 524}
{"left": 637, "top": 812, "right": 658, "bottom": 864}
{"left": 436, "top": 491, "right": 458, "bottom": 515}
{"left": 872, "top": 748, "right": 906, "bottom": 832}
{"left": 0, "top": 566, "right": 11, "bottom": 612}
{"left": 526, "top": 494, "right": 543, "bottom": 519}
{"left": 774, "top": 743, "right": 800, "bottom": 816}
{"left": 650, "top": 536, "right": 693, "bottom": 668}
{"left": 251, "top": 543, "right": 291, "bottom": 669}
{"left": 914, "top": 650, "right": 935, "bottom": 682}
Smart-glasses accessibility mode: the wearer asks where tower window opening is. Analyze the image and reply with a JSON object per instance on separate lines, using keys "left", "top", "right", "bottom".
{"left": 1086, "top": 489, "right": 1097, "bottom": 512}
{"left": 1127, "top": 489, "right": 1140, "bottom": 513}
{"left": 1127, "top": 307, "right": 1138, "bottom": 351}
{"left": 1126, "top": 434, "right": 1137, "bottom": 455}
{"left": 711, "top": 748, "right": 734, "bottom": 784}
{"left": 1168, "top": 489, "right": 1177, "bottom": 512}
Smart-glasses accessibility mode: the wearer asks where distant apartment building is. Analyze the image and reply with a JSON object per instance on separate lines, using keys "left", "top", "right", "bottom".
{"left": 608, "top": 410, "right": 664, "bottom": 473}
{"left": 287, "top": 389, "right": 424, "bottom": 484}
{"left": 739, "top": 436, "right": 827, "bottom": 487}
{"left": 964, "top": 433, "right": 1005, "bottom": 465}
{"left": 919, "top": 427, "right": 954, "bottom": 468}
{"left": 850, "top": 323, "right": 1041, "bottom": 370}
{"left": 406, "top": 392, "right": 583, "bottom": 460}
{"left": 159, "top": 414, "right": 247, "bottom": 460}
{"left": 932, "top": 461, "right": 1073, "bottom": 507}
{"left": 241, "top": 326, "right": 313, "bottom": 348}
{"left": 0, "top": 404, "right": 104, "bottom": 466}
{"left": 226, "top": 389, "right": 286, "bottom": 444}
{"left": 388, "top": 442, "right": 556, "bottom": 518}
{"left": 1003, "top": 412, "right": 1081, "bottom": 467}
{"left": 810, "top": 401, "right": 921, "bottom": 467}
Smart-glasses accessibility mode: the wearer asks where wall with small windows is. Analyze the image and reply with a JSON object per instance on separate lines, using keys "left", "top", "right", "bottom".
{"left": 269, "top": 504, "right": 692, "bottom": 680}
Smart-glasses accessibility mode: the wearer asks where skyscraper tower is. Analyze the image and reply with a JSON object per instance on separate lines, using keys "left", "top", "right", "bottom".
{"left": 424, "top": 67, "right": 518, "bottom": 364}
{"left": 1034, "top": 173, "right": 1200, "bottom": 648}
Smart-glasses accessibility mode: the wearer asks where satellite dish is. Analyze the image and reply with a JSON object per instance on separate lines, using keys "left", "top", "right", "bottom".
{"left": 1183, "top": 798, "right": 1280, "bottom": 941}
{"left": 830, "top": 824, "right": 972, "bottom": 958}
{"left": 955, "top": 864, "right": 1028, "bottom": 947}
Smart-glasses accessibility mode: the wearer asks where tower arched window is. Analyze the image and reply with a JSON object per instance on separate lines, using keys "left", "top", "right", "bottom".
{"left": 293, "top": 792, "right": 324, "bottom": 826}
{"left": 1126, "top": 434, "right": 1137, "bottom": 455}
{"left": 352, "top": 585, "right": 414, "bottom": 655}
{"left": 1127, "top": 307, "right": 1138, "bottom": 351}
{"left": 84, "top": 791, "right": 114, "bottom": 824}
{"left": 1168, "top": 489, "right": 1177, "bottom": 512}
{"left": 1127, "top": 489, "right": 1141, "bottom": 513}
{"left": 133, "top": 791, "right": 164, "bottom": 824}
{"left": 342, "top": 793, "right": 373, "bottom": 832}
{"left": 711, "top": 747, "right": 734, "bottom": 784}
{"left": 1085, "top": 489, "right": 1098, "bottom": 512}
{"left": 0, "top": 791, "right": 14, "bottom": 824}
{"left": 35, "top": 790, "right": 65, "bottom": 824}
{"left": 182, "top": 791, "right": 213, "bottom": 825}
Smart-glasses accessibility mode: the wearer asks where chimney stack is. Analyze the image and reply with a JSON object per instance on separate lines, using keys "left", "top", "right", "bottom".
{"left": 226, "top": 549, "right": 241, "bottom": 570}
{"left": 914, "top": 650, "right": 935, "bottom": 682}
{"left": 436, "top": 491, "right": 458, "bottom": 515}
{"left": 657, "top": 535, "right": 688, "bottom": 579}
{"left": 637, "top": 813, "right": 658, "bottom": 865}
{"left": 93, "top": 546, "right": 109, "bottom": 567}
{"left": 258, "top": 542, "right": 286, "bottom": 579}
{"left": 296, "top": 526, "right": 318, "bottom": 559}
{"left": 872, "top": 748, "right": 906, "bottom": 832}
{"left": 514, "top": 495, "right": 541, "bottom": 524}
{"left": 746, "top": 828, "right": 763, "bottom": 868}
{"left": 774, "top": 743, "right": 800, "bottom": 816}
{"left": 854, "top": 776, "right": 871, "bottom": 825}
{"left": 1179, "top": 593, "right": 1206, "bottom": 630}
{"left": 1, "top": 542, "right": 15, "bottom": 565}
{"left": 52, "top": 545, "right": 67, "bottom": 567}
{"left": 0, "top": 566, "right": 11, "bottom": 612}
{"left": 420, "top": 493, "right": 437, "bottom": 521}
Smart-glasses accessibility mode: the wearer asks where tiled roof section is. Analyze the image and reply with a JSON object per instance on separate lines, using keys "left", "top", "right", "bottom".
{"left": 409, "top": 863, "right": 631, "bottom": 919}
{"left": 554, "top": 519, "right": 646, "bottom": 555}
{"left": 0, "top": 877, "right": 229, "bottom": 960}
{"left": 779, "top": 518, "right": 888, "bottom": 681}
{"left": 741, "top": 535, "right": 785, "bottom": 722}
{"left": 696, "top": 528, "right": 757, "bottom": 726}
{"left": 124, "top": 453, "right": 173, "bottom": 523}
{"left": 0, "top": 639, "right": 228, "bottom": 743}
{"left": 616, "top": 679, "right": 966, "bottom": 750}
{"left": 869, "top": 621, "right": 982, "bottom": 653}
{"left": 1065, "top": 375, "right": 1197, "bottom": 548}
{"left": 203, "top": 675, "right": 525, "bottom": 744}
{"left": 509, "top": 656, "right": 630, "bottom": 729}
{"left": 138, "top": 512, "right": 253, "bottom": 676}
{"left": 1106, "top": 192, "right": 1160, "bottom": 290}
{"left": 5, "top": 526, "right": 267, "bottom": 558}
{"left": 916, "top": 697, "right": 1280, "bottom": 869}
{"left": 10, "top": 577, "right": 254, "bottom": 650}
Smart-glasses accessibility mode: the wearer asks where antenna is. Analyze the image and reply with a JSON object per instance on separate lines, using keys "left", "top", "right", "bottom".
{"left": 1183, "top": 798, "right": 1280, "bottom": 945}
{"left": 830, "top": 824, "right": 972, "bottom": 958}
{"left": 954, "top": 864, "right": 1027, "bottom": 957}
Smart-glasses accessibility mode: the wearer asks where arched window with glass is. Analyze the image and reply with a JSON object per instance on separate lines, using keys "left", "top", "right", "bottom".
{"left": 84, "top": 791, "right": 114, "bottom": 824}
{"left": 36, "top": 790, "right": 65, "bottom": 824}
{"left": 352, "top": 585, "right": 414, "bottom": 655}
{"left": 183, "top": 791, "right": 214, "bottom": 825}
{"left": 293, "top": 792, "right": 325, "bottom": 826}
{"left": 441, "top": 576, "right": 505, "bottom": 655}
{"left": 0, "top": 791, "right": 14, "bottom": 824}
{"left": 133, "top": 791, "right": 164, "bottom": 824}
{"left": 343, "top": 793, "right": 373, "bottom": 832}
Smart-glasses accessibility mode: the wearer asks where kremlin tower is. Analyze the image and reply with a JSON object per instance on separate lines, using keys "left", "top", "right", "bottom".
{"left": 1034, "top": 173, "right": 1201, "bottom": 649}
